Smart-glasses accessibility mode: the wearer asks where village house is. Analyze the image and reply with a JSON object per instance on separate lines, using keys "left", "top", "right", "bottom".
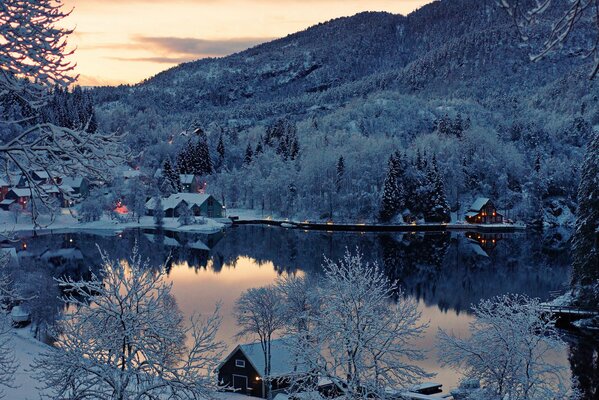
{"left": 216, "top": 339, "right": 308, "bottom": 398}
{"left": 17, "top": 170, "right": 52, "bottom": 187}
{"left": 145, "top": 193, "right": 225, "bottom": 218}
{"left": 0, "top": 179, "right": 9, "bottom": 202}
{"left": 465, "top": 198, "right": 503, "bottom": 224}
{"left": 3, "top": 188, "right": 32, "bottom": 210}
{"left": 60, "top": 176, "right": 89, "bottom": 197}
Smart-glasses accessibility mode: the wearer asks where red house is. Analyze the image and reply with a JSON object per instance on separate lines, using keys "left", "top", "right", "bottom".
{"left": 465, "top": 198, "right": 503, "bottom": 224}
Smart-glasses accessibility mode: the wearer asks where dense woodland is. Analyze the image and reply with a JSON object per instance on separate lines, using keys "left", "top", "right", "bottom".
{"left": 87, "top": 0, "right": 598, "bottom": 225}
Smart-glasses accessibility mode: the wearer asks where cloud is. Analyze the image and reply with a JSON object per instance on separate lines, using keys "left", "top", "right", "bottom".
{"left": 134, "top": 36, "right": 272, "bottom": 56}
{"left": 108, "top": 56, "right": 197, "bottom": 64}
{"left": 101, "top": 35, "right": 273, "bottom": 63}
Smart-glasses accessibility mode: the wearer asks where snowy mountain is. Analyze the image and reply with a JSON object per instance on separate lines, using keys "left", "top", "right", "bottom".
{"left": 92, "top": 0, "right": 598, "bottom": 222}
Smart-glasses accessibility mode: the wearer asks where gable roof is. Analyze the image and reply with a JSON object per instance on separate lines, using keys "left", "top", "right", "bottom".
{"left": 219, "top": 338, "right": 307, "bottom": 378}
{"left": 468, "top": 197, "right": 490, "bottom": 212}
{"left": 0, "top": 178, "right": 8, "bottom": 187}
{"left": 60, "top": 176, "right": 85, "bottom": 188}
{"left": 180, "top": 174, "right": 195, "bottom": 185}
{"left": 9, "top": 188, "right": 31, "bottom": 198}
{"left": 146, "top": 193, "right": 212, "bottom": 211}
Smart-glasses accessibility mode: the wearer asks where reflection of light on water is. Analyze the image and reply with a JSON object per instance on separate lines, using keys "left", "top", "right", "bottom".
{"left": 168, "top": 256, "right": 301, "bottom": 349}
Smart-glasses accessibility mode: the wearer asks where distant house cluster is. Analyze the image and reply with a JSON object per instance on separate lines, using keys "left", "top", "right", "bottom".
{"left": 0, "top": 171, "right": 89, "bottom": 211}
{"left": 146, "top": 193, "right": 224, "bottom": 218}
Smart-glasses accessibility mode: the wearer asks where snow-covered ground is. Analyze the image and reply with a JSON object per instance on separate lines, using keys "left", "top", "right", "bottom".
{"left": 0, "top": 210, "right": 226, "bottom": 235}
{"left": 2, "top": 327, "right": 267, "bottom": 400}
{"left": 3, "top": 328, "right": 51, "bottom": 399}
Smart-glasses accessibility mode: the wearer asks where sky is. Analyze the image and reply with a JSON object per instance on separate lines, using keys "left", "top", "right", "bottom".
{"left": 62, "top": 0, "right": 433, "bottom": 86}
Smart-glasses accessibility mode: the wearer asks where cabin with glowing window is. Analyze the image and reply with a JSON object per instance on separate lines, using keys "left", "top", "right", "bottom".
{"left": 216, "top": 339, "right": 308, "bottom": 398}
{"left": 465, "top": 198, "right": 503, "bottom": 224}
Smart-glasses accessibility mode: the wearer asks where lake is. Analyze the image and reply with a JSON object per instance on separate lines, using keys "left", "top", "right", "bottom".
{"left": 7, "top": 225, "right": 598, "bottom": 398}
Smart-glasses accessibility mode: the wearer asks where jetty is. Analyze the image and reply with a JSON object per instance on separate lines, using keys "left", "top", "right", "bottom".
{"left": 539, "top": 305, "right": 599, "bottom": 325}
{"left": 231, "top": 218, "right": 525, "bottom": 233}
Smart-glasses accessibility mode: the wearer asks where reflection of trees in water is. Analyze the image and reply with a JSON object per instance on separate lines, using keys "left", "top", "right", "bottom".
{"left": 13, "top": 227, "right": 573, "bottom": 320}
{"left": 567, "top": 336, "right": 599, "bottom": 400}
{"left": 10, "top": 226, "right": 595, "bottom": 397}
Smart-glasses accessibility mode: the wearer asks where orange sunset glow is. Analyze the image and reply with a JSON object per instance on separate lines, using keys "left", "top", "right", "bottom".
{"left": 62, "top": 0, "right": 434, "bottom": 86}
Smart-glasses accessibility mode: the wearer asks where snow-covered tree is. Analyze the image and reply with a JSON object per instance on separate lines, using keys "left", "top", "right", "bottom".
{"left": 127, "top": 177, "right": 147, "bottom": 223}
{"left": 78, "top": 188, "right": 106, "bottom": 222}
{"left": 216, "top": 134, "right": 226, "bottom": 170}
{"left": 153, "top": 196, "right": 165, "bottom": 226}
{"left": 161, "top": 159, "right": 181, "bottom": 195}
{"left": 424, "top": 157, "right": 451, "bottom": 223}
{"left": 336, "top": 155, "right": 345, "bottom": 193}
{"left": 33, "top": 244, "right": 224, "bottom": 400}
{"left": 571, "top": 130, "right": 599, "bottom": 299}
{"left": 380, "top": 154, "right": 400, "bottom": 222}
{"left": 438, "top": 294, "right": 575, "bottom": 400}
{"left": 275, "top": 274, "right": 321, "bottom": 336}
{"left": 243, "top": 143, "right": 254, "bottom": 166}
{"left": 296, "top": 249, "right": 430, "bottom": 399}
{"left": 0, "top": 253, "right": 17, "bottom": 396}
{"left": 499, "top": 0, "right": 599, "bottom": 79}
{"left": 177, "top": 202, "right": 194, "bottom": 226}
{"left": 0, "top": 0, "right": 126, "bottom": 221}
{"left": 234, "top": 285, "right": 286, "bottom": 400}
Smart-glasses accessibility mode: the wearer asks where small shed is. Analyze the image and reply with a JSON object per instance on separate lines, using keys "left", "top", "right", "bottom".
{"left": 216, "top": 339, "right": 307, "bottom": 398}
{"left": 465, "top": 198, "right": 503, "bottom": 224}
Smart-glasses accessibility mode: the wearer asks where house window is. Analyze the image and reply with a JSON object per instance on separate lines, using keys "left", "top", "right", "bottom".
{"left": 235, "top": 359, "right": 245, "bottom": 368}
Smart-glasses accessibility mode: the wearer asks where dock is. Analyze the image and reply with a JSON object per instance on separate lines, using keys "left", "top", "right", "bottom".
{"left": 231, "top": 219, "right": 525, "bottom": 233}
{"left": 540, "top": 305, "right": 599, "bottom": 323}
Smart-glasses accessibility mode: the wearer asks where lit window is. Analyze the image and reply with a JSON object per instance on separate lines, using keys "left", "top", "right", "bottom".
{"left": 235, "top": 359, "right": 245, "bottom": 368}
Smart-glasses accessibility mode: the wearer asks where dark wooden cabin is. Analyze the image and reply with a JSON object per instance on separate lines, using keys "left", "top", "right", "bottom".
{"left": 216, "top": 339, "right": 307, "bottom": 398}
{"left": 465, "top": 198, "right": 503, "bottom": 224}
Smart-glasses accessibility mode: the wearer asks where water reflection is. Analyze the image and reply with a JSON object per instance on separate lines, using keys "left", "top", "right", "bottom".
{"left": 4, "top": 226, "right": 596, "bottom": 397}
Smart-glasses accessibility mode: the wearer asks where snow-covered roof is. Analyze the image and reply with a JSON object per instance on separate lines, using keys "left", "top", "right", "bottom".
{"left": 180, "top": 174, "right": 195, "bottom": 185}
{"left": 9, "top": 188, "right": 31, "bottom": 197}
{"left": 32, "top": 170, "right": 49, "bottom": 179}
{"left": 465, "top": 211, "right": 479, "bottom": 218}
{"left": 188, "top": 240, "right": 210, "bottom": 251}
{"left": 0, "top": 199, "right": 15, "bottom": 205}
{"left": 220, "top": 338, "right": 307, "bottom": 378}
{"left": 122, "top": 170, "right": 141, "bottom": 179}
{"left": 146, "top": 193, "right": 212, "bottom": 211}
{"left": 60, "top": 176, "right": 85, "bottom": 188}
{"left": 153, "top": 169, "right": 163, "bottom": 179}
{"left": 0, "top": 178, "right": 8, "bottom": 187}
{"left": 468, "top": 197, "right": 490, "bottom": 212}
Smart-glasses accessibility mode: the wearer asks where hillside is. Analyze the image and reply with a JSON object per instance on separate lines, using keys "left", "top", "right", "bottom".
{"left": 92, "top": 0, "right": 599, "bottom": 223}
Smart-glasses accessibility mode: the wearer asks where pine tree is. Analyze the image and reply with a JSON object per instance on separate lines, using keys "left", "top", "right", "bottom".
{"left": 571, "top": 131, "right": 599, "bottom": 292}
{"left": 336, "top": 156, "right": 345, "bottom": 193}
{"left": 196, "top": 137, "right": 213, "bottom": 175}
{"left": 216, "top": 135, "right": 225, "bottom": 170}
{"left": 380, "top": 154, "right": 400, "bottom": 222}
{"left": 424, "top": 157, "right": 451, "bottom": 223}
{"left": 161, "top": 159, "right": 181, "bottom": 195}
{"left": 255, "top": 136, "right": 264, "bottom": 155}
{"left": 243, "top": 143, "right": 253, "bottom": 166}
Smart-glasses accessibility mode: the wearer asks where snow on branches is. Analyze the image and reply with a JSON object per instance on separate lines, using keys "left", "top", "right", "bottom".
{"left": 438, "top": 294, "right": 577, "bottom": 400}
{"left": 33, "top": 244, "right": 224, "bottom": 400}
{"left": 0, "top": 0, "right": 127, "bottom": 223}
{"left": 289, "top": 249, "right": 431, "bottom": 399}
{"left": 498, "top": 0, "right": 599, "bottom": 79}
